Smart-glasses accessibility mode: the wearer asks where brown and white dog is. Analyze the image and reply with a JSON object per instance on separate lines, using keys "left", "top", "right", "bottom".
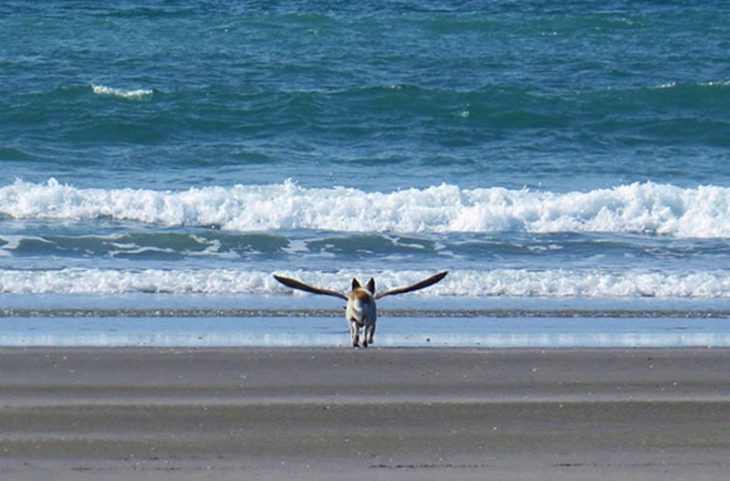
{"left": 273, "top": 271, "right": 448, "bottom": 348}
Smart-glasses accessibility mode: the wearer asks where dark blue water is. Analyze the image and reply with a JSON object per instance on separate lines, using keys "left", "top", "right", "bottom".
{"left": 2, "top": 1, "right": 729, "bottom": 190}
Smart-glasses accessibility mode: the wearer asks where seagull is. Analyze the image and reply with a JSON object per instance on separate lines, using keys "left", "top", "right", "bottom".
{"left": 273, "top": 271, "right": 448, "bottom": 348}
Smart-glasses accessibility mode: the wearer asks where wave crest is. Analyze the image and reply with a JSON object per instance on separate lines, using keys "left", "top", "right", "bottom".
{"left": 0, "top": 268, "right": 728, "bottom": 298}
{"left": 1, "top": 179, "right": 729, "bottom": 237}
{"left": 91, "top": 84, "right": 154, "bottom": 99}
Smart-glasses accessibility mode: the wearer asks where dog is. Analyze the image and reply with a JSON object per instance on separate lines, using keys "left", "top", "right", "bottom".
{"left": 273, "top": 271, "right": 448, "bottom": 348}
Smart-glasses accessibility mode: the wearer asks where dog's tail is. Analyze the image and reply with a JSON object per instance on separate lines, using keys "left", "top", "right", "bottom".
{"left": 350, "top": 296, "right": 368, "bottom": 313}
{"left": 348, "top": 290, "right": 376, "bottom": 323}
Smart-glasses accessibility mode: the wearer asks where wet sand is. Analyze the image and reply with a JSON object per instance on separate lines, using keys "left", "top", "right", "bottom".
{"left": 1, "top": 347, "right": 730, "bottom": 480}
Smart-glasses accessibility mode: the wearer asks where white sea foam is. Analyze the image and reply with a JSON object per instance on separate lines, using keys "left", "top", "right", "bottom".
{"left": 704, "top": 79, "right": 730, "bottom": 87}
{"left": 0, "top": 268, "right": 729, "bottom": 298}
{"left": 652, "top": 80, "right": 730, "bottom": 90}
{"left": 91, "top": 84, "right": 154, "bottom": 99}
{"left": 2, "top": 179, "right": 730, "bottom": 238}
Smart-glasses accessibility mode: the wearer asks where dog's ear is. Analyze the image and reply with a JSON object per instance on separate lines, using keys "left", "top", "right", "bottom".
{"left": 352, "top": 278, "right": 361, "bottom": 291}
{"left": 366, "top": 278, "right": 375, "bottom": 294}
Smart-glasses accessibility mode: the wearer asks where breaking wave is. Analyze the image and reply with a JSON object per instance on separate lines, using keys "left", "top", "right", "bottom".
{"left": 1, "top": 268, "right": 729, "bottom": 298}
{"left": 1, "top": 179, "right": 730, "bottom": 238}
{"left": 91, "top": 84, "right": 154, "bottom": 99}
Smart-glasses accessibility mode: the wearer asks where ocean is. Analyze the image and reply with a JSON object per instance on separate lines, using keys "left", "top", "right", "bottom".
{"left": 1, "top": 1, "right": 729, "bottom": 347}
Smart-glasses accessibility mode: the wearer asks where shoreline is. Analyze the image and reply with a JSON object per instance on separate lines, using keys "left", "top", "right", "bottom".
{"left": 3, "top": 308, "right": 730, "bottom": 318}
{"left": 3, "top": 314, "right": 730, "bottom": 349}
{"left": 1, "top": 347, "right": 730, "bottom": 480}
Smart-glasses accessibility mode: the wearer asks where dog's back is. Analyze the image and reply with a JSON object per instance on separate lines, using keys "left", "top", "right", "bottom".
{"left": 346, "top": 288, "right": 376, "bottom": 325}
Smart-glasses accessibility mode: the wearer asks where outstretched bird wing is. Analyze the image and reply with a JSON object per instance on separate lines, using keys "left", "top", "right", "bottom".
{"left": 375, "top": 271, "right": 448, "bottom": 300}
{"left": 274, "top": 275, "right": 348, "bottom": 300}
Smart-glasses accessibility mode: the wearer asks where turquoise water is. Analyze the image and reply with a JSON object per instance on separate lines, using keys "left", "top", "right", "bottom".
{"left": 1, "top": 2, "right": 729, "bottom": 345}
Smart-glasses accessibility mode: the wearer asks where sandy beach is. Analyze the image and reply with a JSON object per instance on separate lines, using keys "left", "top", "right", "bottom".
{"left": 1, "top": 347, "right": 729, "bottom": 480}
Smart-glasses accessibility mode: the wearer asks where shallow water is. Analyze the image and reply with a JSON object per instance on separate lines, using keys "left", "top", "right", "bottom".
{"left": 2, "top": 314, "right": 730, "bottom": 348}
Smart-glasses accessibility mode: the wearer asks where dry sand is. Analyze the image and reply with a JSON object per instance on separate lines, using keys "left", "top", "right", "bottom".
{"left": 1, "top": 347, "right": 729, "bottom": 480}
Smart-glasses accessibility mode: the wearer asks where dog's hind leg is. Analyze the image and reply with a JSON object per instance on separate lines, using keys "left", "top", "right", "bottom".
{"left": 361, "top": 318, "right": 372, "bottom": 348}
{"left": 349, "top": 320, "right": 360, "bottom": 348}
{"left": 366, "top": 321, "right": 375, "bottom": 345}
